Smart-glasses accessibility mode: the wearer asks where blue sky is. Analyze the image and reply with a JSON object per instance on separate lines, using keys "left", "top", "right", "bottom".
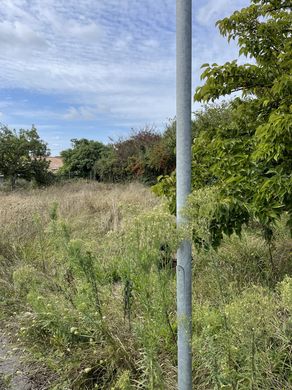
{"left": 0, "top": 0, "right": 249, "bottom": 155}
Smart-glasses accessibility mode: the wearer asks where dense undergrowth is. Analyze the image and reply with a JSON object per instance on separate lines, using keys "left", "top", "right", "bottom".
{"left": 0, "top": 181, "right": 291, "bottom": 389}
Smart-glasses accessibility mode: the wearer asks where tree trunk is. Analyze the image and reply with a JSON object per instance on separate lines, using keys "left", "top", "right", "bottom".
{"left": 10, "top": 174, "right": 16, "bottom": 190}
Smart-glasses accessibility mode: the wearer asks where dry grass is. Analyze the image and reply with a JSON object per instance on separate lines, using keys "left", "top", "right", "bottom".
{"left": 0, "top": 180, "right": 159, "bottom": 242}
{"left": 0, "top": 181, "right": 166, "bottom": 388}
{"left": 1, "top": 181, "right": 291, "bottom": 389}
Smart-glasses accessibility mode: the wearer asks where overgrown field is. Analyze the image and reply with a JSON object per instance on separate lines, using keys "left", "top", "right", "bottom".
{"left": 0, "top": 181, "right": 291, "bottom": 389}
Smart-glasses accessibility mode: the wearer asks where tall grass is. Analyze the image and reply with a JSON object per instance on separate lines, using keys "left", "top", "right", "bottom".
{"left": 0, "top": 181, "right": 291, "bottom": 389}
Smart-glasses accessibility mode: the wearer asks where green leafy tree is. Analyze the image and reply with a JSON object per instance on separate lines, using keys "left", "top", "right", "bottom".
{"left": 60, "top": 138, "right": 107, "bottom": 179}
{"left": 194, "top": 0, "right": 292, "bottom": 240}
{"left": 95, "top": 127, "right": 173, "bottom": 184}
{"left": 154, "top": 0, "right": 291, "bottom": 246}
{"left": 147, "top": 121, "right": 176, "bottom": 177}
{"left": 0, "top": 125, "right": 50, "bottom": 188}
{"left": 152, "top": 103, "right": 234, "bottom": 216}
{"left": 94, "top": 146, "right": 121, "bottom": 182}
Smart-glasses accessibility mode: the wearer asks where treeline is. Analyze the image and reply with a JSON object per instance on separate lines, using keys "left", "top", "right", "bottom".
{"left": 59, "top": 125, "right": 176, "bottom": 184}
{"left": 0, "top": 107, "right": 210, "bottom": 188}
{"left": 0, "top": 121, "right": 177, "bottom": 188}
{"left": 60, "top": 105, "right": 233, "bottom": 184}
{"left": 59, "top": 103, "right": 231, "bottom": 185}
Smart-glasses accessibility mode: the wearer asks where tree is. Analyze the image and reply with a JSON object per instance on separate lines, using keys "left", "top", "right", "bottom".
{"left": 60, "top": 138, "right": 107, "bottom": 179}
{"left": 193, "top": 0, "right": 292, "bottom": 241}
{"left": 94, "top": 127, "right": 171, "bottom": 184}
{"left": 112, "top": 127, "right": 162, "bottom": 183}
{"left": 0, "top": 125, "right": 50, "bottom": 188}
{"left": 152, "top": 103, "right": 234, "bottom": 216}
{"left": 153, "top": 0, "right": 291, "bottom": 246}
{"left": 147, "top": 122, "right": 176, "bottom": 177}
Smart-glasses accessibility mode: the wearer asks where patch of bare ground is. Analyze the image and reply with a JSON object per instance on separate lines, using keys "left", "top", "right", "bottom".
{"left": 0, "top": 324, "right": 54, "bottom": 390}
{"left": 0, "top": 330, "right": 33, "bottom": 389}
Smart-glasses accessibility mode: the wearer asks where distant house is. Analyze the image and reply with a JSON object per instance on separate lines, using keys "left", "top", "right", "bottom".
{"left": 47, "top": 157, "right": 64, "bottom": 172}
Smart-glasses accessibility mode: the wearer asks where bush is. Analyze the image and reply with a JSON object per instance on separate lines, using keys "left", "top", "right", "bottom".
{"left": 192, "top": 285, "right": 291, "bottom": 389}
{"left": 95, "top": 126, "right": 176, "bottom": 185}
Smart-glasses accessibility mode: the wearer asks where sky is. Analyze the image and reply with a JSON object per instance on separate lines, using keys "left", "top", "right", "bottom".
{"left": 0, "top": 0, "right": 249, "bottom": 155}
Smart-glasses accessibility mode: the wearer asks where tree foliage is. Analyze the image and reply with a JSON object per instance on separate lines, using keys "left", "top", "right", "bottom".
{"left": 58, "top": 127, "right": 177, "bottom": 184}
{"left": 195, "top": 0, "right": 291, "bottom": 229}
{"left": 152, "top": 103, "right": 234, "bottom": 214}
{"left": 60, "top": 138, "right": 107, "bottom": 179}
{"left": 95, "top": 127, "right": 176, "bottom": 184}
{"left": 0, "top": 125, "right": 50, "bottom": 187}
{"left": 154, "top": 0, "right": 292, "bottom": 246}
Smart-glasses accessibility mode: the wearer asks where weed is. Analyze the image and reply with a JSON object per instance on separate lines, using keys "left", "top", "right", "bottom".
{"left": 0, "top": 181, "right": 291, "bottom": 389}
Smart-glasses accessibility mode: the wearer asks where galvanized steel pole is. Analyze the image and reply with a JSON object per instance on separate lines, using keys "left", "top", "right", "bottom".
{"left": 176, "top": 0, "right": 192, "bottom": 389}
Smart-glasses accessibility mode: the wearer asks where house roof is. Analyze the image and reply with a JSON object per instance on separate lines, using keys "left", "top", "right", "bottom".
{"left": 47, "top": 156, "right": 63, "bottom": 171}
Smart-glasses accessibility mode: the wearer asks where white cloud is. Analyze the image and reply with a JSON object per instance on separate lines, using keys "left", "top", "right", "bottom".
{"left": 0, "top": 100, "right": 12, "bottom": 109}
{"left": 142, "top": 39, "right": 160, "bottom": 49}
{"left": 114, "top": 34, "right": 133, "bottom": 51}
{"left": 0, "top": 0, "right": 251, "bottom": 152}
{"left": 63, "top": 106, "right": 97, "bottom": 121}
{"left": 196, "top": 0, "right": 248, "bottom": 26}
{"left": 0, "top": 20, "right": 48, "bottom": 52}
{"left": 66, "top": 21, "right": 103, "bottom": 41}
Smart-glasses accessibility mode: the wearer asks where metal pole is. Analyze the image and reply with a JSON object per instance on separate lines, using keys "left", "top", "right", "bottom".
{"left": 176, "top": 0, "right": 192, "bottom": 389}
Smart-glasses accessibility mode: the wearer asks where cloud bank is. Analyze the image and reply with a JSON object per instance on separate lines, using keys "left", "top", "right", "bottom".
{"left": 0, "top": 0, "right": 249, "bottom": 154}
